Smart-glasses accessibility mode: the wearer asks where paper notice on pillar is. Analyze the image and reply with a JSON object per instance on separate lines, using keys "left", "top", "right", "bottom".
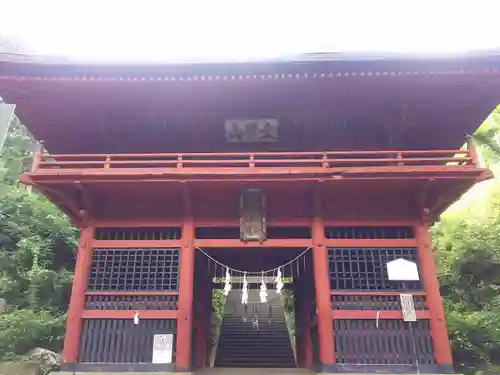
{"left": 152, "top": 334, "right": 173, "bottom": 364}
{"left": 400, "top": 294, "right": 417, "bottom": 322}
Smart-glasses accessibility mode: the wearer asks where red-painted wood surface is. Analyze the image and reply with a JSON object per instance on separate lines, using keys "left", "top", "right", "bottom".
{"left": 176, "top": 189, "right": 195, "bottom": 371}
{"left": 312, "top": 192, "right": 336, "bottom": 365}
{"left": 84, "top": 291, "right": 178, "bottom": 296}
{"left": 81, "top": 310, "right": 179, "bottom": 319}
{"left": 35, "top": 149, "right": 473, "bottom": 172}
{"left": 62, "top": 227, "right": 93, "bottom": 363}
{"left": 331, "top": 310, "right": 431, "bottom": 320}
{"left": 415, "top": 223, "right": 453, "bottom": 366}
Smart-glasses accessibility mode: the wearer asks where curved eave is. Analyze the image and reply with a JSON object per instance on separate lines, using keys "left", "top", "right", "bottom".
{"left": 1, "top": 51, "right": 500, "bottom": 81}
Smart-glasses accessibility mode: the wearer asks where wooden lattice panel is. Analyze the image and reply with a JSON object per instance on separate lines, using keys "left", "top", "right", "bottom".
{"left": 325, "top": 226, "right": 415, "bottom": 239}
{"left": 78, "top": 319, "right": 176, "bottom": 363}
{"left": 331, "top": 294, "right": 426, "bottom": 310}
{"left": 334, "top": 319, "right": 435, "bottom": 365}
{"left": 328, "top": 247, "right": 423, "bottom": 291}
{"left": 85, "top": 295, "right": 178, "bottom": 310}
{"left": 88, "top": 248, "right": 179, "bottom": 291}
{"left": 94, "top": 227, "right": 181, "bottom": 240}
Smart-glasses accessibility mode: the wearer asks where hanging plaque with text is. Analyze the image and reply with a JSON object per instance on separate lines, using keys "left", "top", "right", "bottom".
{"left": 152, "top": 334, "right": 173, "bottom": 364}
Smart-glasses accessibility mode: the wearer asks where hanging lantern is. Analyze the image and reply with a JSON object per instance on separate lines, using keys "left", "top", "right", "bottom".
{"left": 241, "top": 272, "right": 248, "bottom": 305}
{"left": 275, "top": 268, "right": 284, "bottom": 294}
{"left": 223, "top": 267, "right": 232, "bottom": 296}
{"left": 259, "top": 272, "right": 268, "bottom": 303}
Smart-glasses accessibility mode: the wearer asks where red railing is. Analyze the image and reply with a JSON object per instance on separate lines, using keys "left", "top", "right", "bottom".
{"left": 32, "top": 149, "right": 476, "bottom": 172}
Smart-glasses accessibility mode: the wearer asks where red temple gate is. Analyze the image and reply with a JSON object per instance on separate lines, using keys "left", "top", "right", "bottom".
{"left": 1, "top": 51, "right": 499, "bottom": 373}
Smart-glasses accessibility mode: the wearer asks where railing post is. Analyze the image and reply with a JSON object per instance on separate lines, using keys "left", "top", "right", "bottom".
{"left": 177, "top": 155, "right": 183, "bottom": 169}
{"left": 322, "top": 153, "right": 329, "bottom": 168}
{"left": 104, "top": 156, "right": 111, "bottom": 169}
{"left": 467, "top": 138, "right": 480, "bottom": 167}
{"left": 31, "top": 140, "right": 44, "bottom": 172}
{"left": 396, "top": 152, "right": 404, "bottom": 166}
{"left": 249, "top": 154, "right": 255, "bottom": 168}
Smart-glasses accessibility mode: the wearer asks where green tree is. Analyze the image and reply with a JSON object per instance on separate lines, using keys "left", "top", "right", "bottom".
{"left": 0, "top": 118, "right": 78, "bottom": 359}
{"left": 428, "top": 106, "right": 500, "bottom": 373}
{"left": 470, "top": 105, "right": 500, "bottom": 165}
{"left": 432, "top": 155, "right": 500, "bottom": 372}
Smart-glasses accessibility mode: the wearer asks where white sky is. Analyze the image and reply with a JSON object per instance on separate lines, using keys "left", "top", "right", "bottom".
{"left": 1, "top": 0, "right": 500, "bottom": 61}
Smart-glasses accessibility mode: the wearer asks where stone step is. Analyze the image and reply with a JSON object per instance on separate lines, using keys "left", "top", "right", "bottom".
{"left": 198, "top": 367, "right": 310, "bottom": 374}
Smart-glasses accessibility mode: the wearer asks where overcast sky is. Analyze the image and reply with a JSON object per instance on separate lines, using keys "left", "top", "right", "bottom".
{"left": 1, "top": 0, "right": 500, "bottom": 61}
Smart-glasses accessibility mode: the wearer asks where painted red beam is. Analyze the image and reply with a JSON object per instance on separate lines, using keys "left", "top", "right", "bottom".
{"left": 24, "top": 174, "right": 485, "bottom": 186}
{"left": 194, "top": 239, "right": 312, "bottom": 248}
{"left": 91, "top": 219, "right": 420, "bottom": 229}
{"left": 332, "top": 310, "right": 430, "bottom": 320}
{"left": 82, "top": 310, "right": 179, "bottom": 319}
{"left": 42, "top": 148, "right": 471, "bottom": 160}
{"left": 323, "top": 220, "right": 417, "bottom": 227}
{"left": 85, "top": 291, "right": 178, "bottom": 296}
{"left": 195, "top": 218, "right": 313, "bottom": 227}
{"left": 91, "top": 219, "right": 419, "bottom": 228}
{"left": 330, "top": 291, "right": 426, "bottom": 296}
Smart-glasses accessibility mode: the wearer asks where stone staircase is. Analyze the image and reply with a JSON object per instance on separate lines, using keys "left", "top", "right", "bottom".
{"left": 197, "top": 368, "right": 312, "bottom": 375}
{"left": 214, "top": 289, "right": 296, "bottom": 368}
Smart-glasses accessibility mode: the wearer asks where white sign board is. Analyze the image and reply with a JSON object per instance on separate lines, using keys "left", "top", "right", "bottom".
{"left": 152, "top": 334, "right": 173, "bottom": 364}
{"left": 400, "top": 294, "right": 417, "bottom": 322}
{"left": 386, "top": 258, "right": 420, "bottom": 281}
{"left": 225, "top": 119, "right": 278, "bottom": 143}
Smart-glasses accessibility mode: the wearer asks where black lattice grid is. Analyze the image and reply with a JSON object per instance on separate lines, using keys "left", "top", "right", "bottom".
{"left": 334, "top": 319, "right": 435, "bottom": 365}
{"left": 88, "top": 248, "right": 179, "bottom": 291}
{"left": 325, "top": 227, "right": 414, "bottom": 239}
{"left": 328, "top": 247, "right": 422, "bottom": 291}
{"left": 94, "top": 227, "right": 181, "bottom": 241}
{"left": 332, "top": 295, "right": 426, "bottom": 310}
{"left": 85, "top": 295, "right": 178, "bottom": 310}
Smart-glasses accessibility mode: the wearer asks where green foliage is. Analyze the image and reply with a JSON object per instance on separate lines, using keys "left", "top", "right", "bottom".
{"left": 0, "top": 117, "right": 35, "bottom": 187}
{"left": 471, "top": 106, "right": 500, "bottom": 165}
{"left": 0, "top": 118, "right": 78, "bottom": 359}
{"left": 432, "top": 185, "right": 500, "bottom": 372}
{"left": 0, "top": 310, "right": 66, "bottom": 359}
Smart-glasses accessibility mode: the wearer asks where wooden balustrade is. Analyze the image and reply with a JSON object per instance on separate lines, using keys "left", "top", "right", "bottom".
{"left": 33, "top": 149, "right": 475, "bottom": 172}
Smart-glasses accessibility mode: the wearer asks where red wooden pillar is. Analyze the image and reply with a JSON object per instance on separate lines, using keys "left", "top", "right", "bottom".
{"left": 312, "top": 189, "right": 335, "bottom": 368}
{"left": 61, "top": 226, "right": 93, "bottom": 364}
{"left": 415, "top": 223, "right": 453, "bottom": 368}
{"left": 176, "top": 187, "right": 195, "bottom": 371}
